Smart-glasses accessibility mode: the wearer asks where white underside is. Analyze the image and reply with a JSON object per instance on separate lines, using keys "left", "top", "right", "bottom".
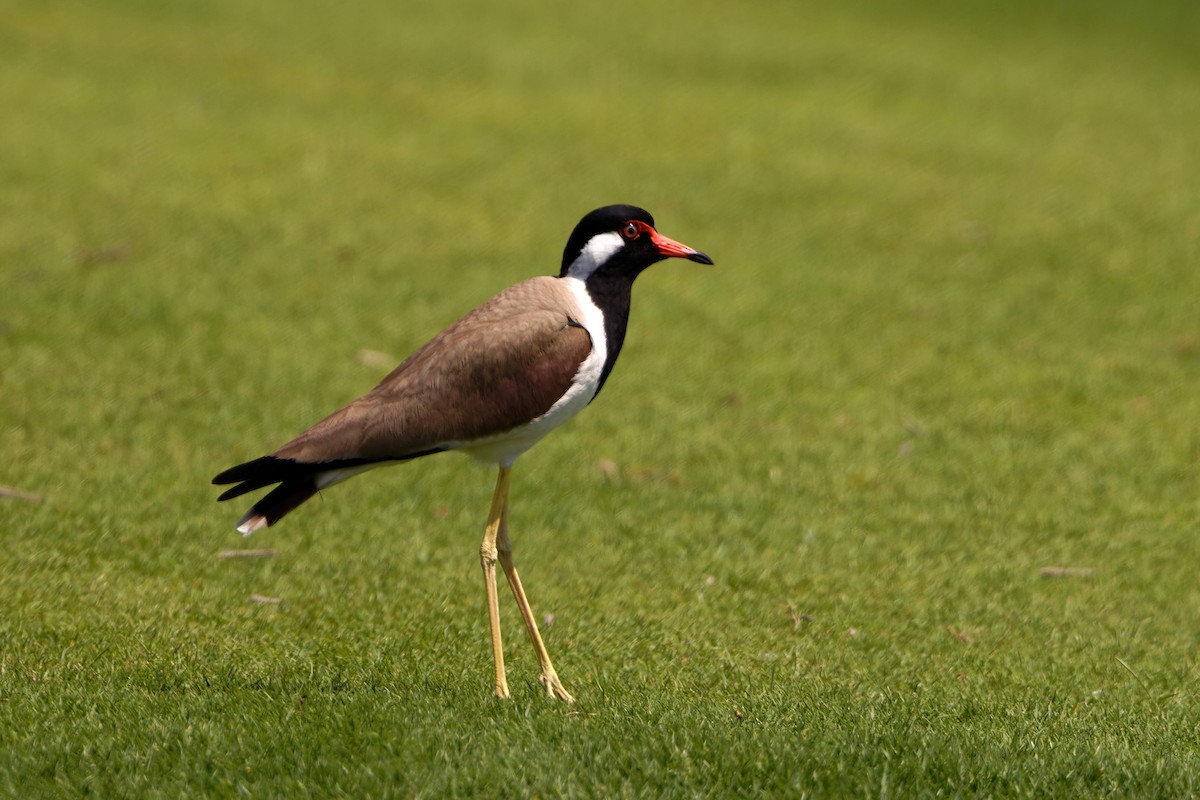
{"left": 455, "top": 276, "right": 607, "bottom": 467}
{"left": 314, "top": 464, "right": 381, "bottom": 490}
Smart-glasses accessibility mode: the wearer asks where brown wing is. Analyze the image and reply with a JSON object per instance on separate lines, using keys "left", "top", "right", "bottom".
{"left": 270, "top": 278, "right": 593, "bottom": 464}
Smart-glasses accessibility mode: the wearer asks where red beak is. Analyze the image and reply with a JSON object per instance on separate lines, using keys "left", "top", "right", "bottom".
{"left": 650, "top": 229, "right": 715, "bottom": 265}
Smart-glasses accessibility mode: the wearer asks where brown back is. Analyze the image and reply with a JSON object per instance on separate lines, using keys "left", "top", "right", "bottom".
{"left": 271, "top": 277, "right": 593, "bottom": 464}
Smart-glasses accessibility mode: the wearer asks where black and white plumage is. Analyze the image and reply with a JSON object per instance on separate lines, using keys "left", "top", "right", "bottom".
{"left": 213, "top": 204, "right": 713, "bottom": 701}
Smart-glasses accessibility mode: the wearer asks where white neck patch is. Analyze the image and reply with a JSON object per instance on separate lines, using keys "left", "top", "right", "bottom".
{"left": 565, "top": 231, "right": 624, "bottom": 281}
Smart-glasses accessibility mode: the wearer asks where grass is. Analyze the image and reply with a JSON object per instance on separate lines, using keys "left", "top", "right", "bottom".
{"left": 2, "top": 0, "right": 1199, "bottom": 795}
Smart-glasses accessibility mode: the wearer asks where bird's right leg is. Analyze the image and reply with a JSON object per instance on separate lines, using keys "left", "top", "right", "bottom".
{"left": 496, "top": 508, "right": 575, "bottom": 703}
{"left": 479, "top": 465, "right": 512, "bottom": 699}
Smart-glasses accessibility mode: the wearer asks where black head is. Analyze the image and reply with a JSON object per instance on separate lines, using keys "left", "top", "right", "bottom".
{"left": 558, "top": 204, "right": 714, "bottom": 280}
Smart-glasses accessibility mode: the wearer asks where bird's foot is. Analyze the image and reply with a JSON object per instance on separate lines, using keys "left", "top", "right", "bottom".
{"left": 539, "top": 672, "right": 575, "bottom": 703}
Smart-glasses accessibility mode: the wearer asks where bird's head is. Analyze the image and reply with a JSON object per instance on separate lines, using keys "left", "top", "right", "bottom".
{"left": 559, "top": 204, "right": 714, "bottom": 281}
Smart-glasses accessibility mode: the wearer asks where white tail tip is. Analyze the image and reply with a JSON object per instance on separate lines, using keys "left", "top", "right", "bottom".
{"left": 237, "top": 515, "right": 268, "bottom": 536}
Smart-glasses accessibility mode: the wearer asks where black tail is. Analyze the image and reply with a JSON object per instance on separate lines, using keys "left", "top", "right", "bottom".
{"left": 213, "top": 455, "right": 374, "bottom": 533}
{"left": 213, "top": 449, "right": 444, "bottom": 533}
{"left": 234, "top": 479, "right": 319, "bottom": 534}
{"left": 214, "top": 455, "right": 339, "bottom": 500}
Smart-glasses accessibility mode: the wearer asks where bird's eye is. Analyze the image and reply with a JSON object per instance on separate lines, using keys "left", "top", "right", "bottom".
{"left": 622, "top": 222, "right": 640, "bottom": 240}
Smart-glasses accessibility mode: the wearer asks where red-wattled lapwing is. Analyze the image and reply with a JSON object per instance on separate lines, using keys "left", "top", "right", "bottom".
{"left": 213, "top": 204, "right": 713, "bottom": 702}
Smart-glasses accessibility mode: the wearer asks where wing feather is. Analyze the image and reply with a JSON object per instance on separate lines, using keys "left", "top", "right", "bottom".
{"left": 271, "top": 278, "right": 593, "bottom": 464}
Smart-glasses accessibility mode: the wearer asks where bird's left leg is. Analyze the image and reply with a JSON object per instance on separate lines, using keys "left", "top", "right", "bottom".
{"left": 480, "top": 466, "right": 511, "bottom": 699}
{"left": 495, "top": 483, "right": 575, "bottom": 703}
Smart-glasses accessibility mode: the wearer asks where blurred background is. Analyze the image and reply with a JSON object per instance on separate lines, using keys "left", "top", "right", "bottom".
{"left": 1, "top": 0, "right": 1198, "bottom": 794}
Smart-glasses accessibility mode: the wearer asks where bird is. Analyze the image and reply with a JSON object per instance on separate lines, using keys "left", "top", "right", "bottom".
{"left": 212, "top": 204, "right": 713, "bottom": 702}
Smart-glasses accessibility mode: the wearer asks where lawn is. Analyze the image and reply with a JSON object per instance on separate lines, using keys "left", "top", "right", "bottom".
{"left": 2, "top": 0, "right": 1198, "bottom": 796}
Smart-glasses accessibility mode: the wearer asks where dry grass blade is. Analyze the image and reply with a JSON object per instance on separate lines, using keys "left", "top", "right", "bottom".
{"left": 946, "top": 625, "right": 973, "bottom": 644}
{"left": 1039, "top": 566, "right": 1097, "bottom": 578}
{"left": 0, "top": 486, "right": 45, "bottom": 502}
{"left": 356, "top": 349, "right": 396, "bottom": 369}
{"left": 215, "top": 549, "right": 277, "bottom": 559}
{"left": 74, "top": 242, "right": 134, "bottom": 266}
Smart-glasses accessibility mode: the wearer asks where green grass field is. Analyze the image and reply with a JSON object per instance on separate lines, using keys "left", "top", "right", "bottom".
{"left": 3, "top": 0, "right": 1199, "bottom": 795}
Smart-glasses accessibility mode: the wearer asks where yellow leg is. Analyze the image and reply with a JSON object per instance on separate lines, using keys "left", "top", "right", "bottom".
{"left": 495, "top": 470, "right": 575, "bottom": 703}
{"left": 480, "top": 466, "right": 511, "bottom": 699}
